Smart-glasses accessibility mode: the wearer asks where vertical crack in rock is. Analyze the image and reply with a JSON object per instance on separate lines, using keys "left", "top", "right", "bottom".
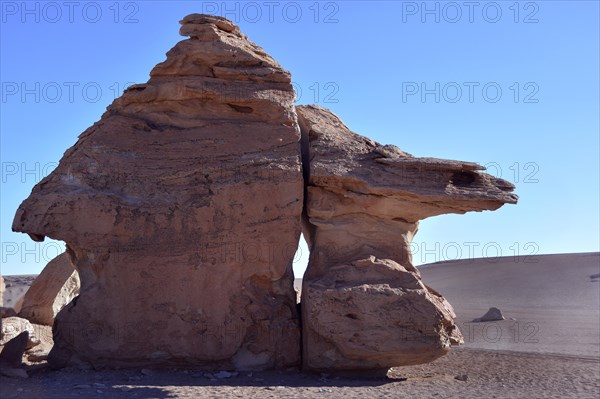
{"left": 12, "top": 14, "right": 303, "bottom": 370}
{"left": 296, "top": 105, "right": 517, "bottom": 374}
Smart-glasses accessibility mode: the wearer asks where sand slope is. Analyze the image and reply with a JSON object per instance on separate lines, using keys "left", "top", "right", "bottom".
{"left": 419, "top": 252, "right": 600, "bottom": 358}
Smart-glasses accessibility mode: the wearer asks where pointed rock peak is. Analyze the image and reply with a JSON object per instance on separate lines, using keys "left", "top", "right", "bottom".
{"left": 149, "top": 14, "right": 286, "bottom": 83}
{"left": 179, "top": 13, "right": 244, "bottom": 38}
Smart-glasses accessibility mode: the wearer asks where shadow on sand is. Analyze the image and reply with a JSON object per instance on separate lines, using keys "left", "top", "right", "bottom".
{"left": 2, "top": 364, "right": 408, "bottom": 399}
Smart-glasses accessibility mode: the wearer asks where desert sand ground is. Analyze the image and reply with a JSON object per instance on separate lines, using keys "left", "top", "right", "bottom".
{"left": 419, "top": 252, "right": 600, "bottom": 358}
{"left": 0, "top": 349, "right": 598, "bottom": 399}
{"left": 1, "top": 253, "right": 599, "bottom": 398}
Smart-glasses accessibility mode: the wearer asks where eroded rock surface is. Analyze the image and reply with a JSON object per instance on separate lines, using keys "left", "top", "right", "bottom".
{"left": 0, "top": 317, "right": 40, "bottom": 349}
{"left": 297, "top": 105, "right": 517, "bottom": 373}
{"left": 11, "top": 15, "right": 517, "bottom": 374}
{"left": 13, "top": 14, "right": 303, "bottom": 369}
{"left": 19, "top": 253, "right": 80, "bottom": 326}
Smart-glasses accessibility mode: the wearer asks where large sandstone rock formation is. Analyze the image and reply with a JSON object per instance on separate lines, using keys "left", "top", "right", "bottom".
{"left": 12, "top": 15, "right": 303, "bottom": 369}
{"left": 297, "top": 105, "right": 517, "bottom": 373}
{"left": 11, "top": 15, "right": 517, "bottom": 373}
{"left": 19, "top": 253, "right": 80, "bottom": 326}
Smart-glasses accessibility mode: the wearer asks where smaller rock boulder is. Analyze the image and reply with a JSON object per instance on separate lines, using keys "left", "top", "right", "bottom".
{"left": 19, "top": 253, "right": 80, "bottom": 326}
{"left": 302, "top": 256, "right": 462, "bottom": 373}
{"left": 0, "top": 317, "right": 41, "bottom": 349}
{"left": 24, "top": 324, "right": 53, "bottom": 364}
{"left": 473, "top": 307, "right": 505, "bottom": 322}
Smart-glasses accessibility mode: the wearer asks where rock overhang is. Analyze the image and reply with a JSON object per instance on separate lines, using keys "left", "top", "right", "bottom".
{"left": 11, "top": 14, "right": 517, "bottom": 373}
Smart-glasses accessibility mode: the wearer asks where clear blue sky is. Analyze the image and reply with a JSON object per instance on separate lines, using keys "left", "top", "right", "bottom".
{"left": 1, "top": 1, "right": 598, "bottom": 276}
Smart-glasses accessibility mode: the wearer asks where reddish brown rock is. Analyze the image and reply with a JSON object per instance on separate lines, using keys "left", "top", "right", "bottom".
{"left": 13, "top": 14, "right": 303, "bottom": 370}
{"left": 297, "top": 105, "right": 517, "bottom": 373}
{"left": 11, "top": 14, "right": 518, "bottom": 375}
{"left": 19, "top": 253, "right": 80, "bottom": 326}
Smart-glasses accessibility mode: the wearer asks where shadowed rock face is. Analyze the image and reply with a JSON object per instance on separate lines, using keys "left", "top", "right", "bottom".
{"left": 297, "top": 105, "right": 517, "bottom": 372}
{"left": 13, "top": 14, "right": 303, "bottom": 370}
{"left": 0, "top": 331, "right": 29, "bottom": 368}
{"left": 12, "top": 15, "right": 517, "bottom": 373}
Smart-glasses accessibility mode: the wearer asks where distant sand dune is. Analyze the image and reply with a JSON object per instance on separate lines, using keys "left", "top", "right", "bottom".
{"left": 418, "top": 252, "right": 600, "bottom": 358}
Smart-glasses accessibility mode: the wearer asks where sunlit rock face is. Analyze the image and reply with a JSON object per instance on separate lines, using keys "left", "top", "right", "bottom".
{"left": 12, "top": 15, "right": 517, "bottom": 374}
{"left": 18, "top": 253, "right": 80, "bottom": 326}
{"left": 297, "top": 105, "right": 517, "bottom": 373}
{"left": 13, "top": 14, "right": 303, "bottom": 370}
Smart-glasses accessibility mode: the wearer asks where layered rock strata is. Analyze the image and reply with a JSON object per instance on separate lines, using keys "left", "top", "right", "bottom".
{"left": 12, "top": 15, "right": 517, "bottom": 373}
{"left": 297, "top": 105, "right": 517, "bottom": 373}
{"left": 13, "top": 15, "right": 303, "bottom": 369}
